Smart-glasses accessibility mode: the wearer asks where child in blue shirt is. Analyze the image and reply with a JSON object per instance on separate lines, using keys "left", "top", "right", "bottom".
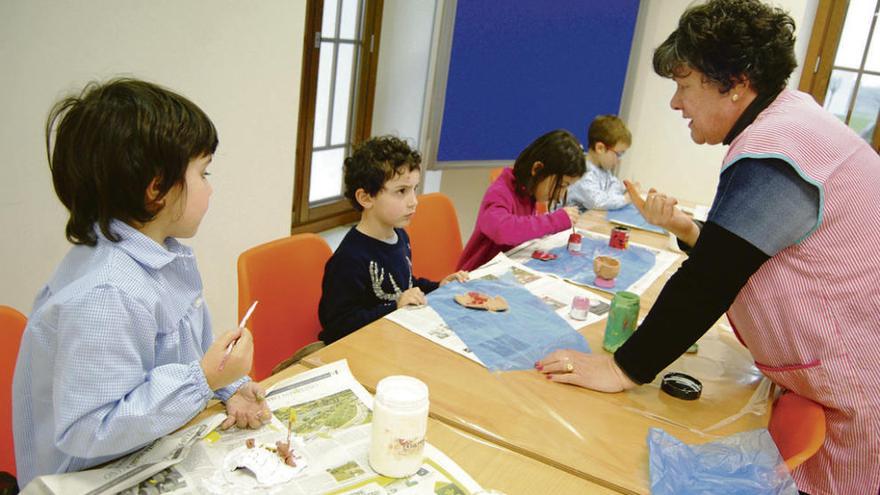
{"left": 318, "top": 136, "right": 468, "bottom": 344}
{"left": 12, "top": 79, "right": 268, "bottom": 487}
{"left": 566, "top": 115, "right": 633, "bottom": 211}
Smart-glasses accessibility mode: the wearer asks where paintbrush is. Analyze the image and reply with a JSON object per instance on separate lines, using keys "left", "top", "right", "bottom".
{"left": 218, "top": 300, "right": 258, "bottom": 371}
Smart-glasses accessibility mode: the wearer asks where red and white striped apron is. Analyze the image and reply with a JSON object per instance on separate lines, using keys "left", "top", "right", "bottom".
{"left": 723, "top": 90, "right": 880, "bottom": 494}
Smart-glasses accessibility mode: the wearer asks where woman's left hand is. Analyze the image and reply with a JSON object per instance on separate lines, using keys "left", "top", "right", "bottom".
{"left": 221, "top": 381, "right": 272, "bottom": 429}
{"left": 440, "top": 270, "right": 470, "bottom": 286}
{"left": 536, "top": 351, "right": 637, "bottom": 393}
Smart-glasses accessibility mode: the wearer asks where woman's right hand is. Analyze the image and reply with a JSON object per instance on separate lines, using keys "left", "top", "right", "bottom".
{"left": 201, "top": 328, "right": 254, "bottom": 390}
{"left": 624, "top": 180, "right": 700, "bottom": 245}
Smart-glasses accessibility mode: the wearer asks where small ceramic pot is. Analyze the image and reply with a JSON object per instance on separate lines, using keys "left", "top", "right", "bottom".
{"left": 593, "top": 255, "right": 620, "bottom": 280}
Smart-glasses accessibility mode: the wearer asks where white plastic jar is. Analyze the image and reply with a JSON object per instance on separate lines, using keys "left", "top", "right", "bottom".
{"left": 369, "top": 375, "right": 429, "bottom": 478}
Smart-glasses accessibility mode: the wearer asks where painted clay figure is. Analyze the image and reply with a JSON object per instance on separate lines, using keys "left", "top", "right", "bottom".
{"left": 454, "top": 291, "right": 509, "bottom": 312}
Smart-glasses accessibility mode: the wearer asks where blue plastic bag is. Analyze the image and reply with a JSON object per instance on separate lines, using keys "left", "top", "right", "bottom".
{"left": 648, "top": 428, "right": 798, "bottom": 495}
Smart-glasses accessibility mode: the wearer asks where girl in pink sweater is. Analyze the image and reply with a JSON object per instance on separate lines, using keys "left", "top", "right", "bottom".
{"left": 457, "top": 129, "right": 586, "bottom": 271}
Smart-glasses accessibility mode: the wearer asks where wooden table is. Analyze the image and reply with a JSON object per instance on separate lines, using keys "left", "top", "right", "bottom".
{"left": 301, "top": 213, "right": 770, "bottom": 494}
{"left": 189, "top": 365, "right": 617, "bottom": 494}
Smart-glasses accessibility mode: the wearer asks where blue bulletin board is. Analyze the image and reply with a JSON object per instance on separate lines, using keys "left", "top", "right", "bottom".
{"left": 437, "top": 0, "right": 640, "bottom": 162}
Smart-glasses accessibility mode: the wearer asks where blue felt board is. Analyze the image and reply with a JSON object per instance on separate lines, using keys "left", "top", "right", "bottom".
{"left": 524, "top": 238, "right": 656, "bottom": 293}
{"left": 427, "top": 278, "right": 589, "bottom": 371}
{"left": 607, "top": 204, "right": 666, "bottom": 234}
{"left": 437, "top": 0, "right": 640, "bottom": 162}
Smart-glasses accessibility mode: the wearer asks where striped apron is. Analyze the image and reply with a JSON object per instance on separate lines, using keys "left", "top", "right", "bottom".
{"left": 723, "top": 90, "right": 880, "bottom": 494}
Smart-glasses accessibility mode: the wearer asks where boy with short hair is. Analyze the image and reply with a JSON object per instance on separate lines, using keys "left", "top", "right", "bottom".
{"left": 566, "top": 115, "right": 633, "bottom": 211}
{"left": 318, "top": 136, "right": 467, "bottom": 344}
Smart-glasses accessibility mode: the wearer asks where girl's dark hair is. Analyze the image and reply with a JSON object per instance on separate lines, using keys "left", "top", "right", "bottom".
{"left": 46, "top": 78, "right": 218, "bottom": 245}
{"left": 343, "top": 136, "right": 421, "bottom": 211}
{"left": 512, "top": 129, "right": 586, "bottom": 204}
{"left": 653, "top": 0, "right": 797, "bottom": 95}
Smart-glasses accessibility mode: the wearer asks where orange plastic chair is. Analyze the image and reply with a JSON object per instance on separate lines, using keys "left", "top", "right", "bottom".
{"left": 1, "top": 305, "right": 26, "bottom": 477}
{"left": 237, "top": 234, "right": 332, "bottom": 380}
{"left": 768, "top": 392, "right": 826, "bottom": 471}
{"left": 488, "top": 166, "right": 548, "bottom": 213}
{"left": 488, "top": 166, "right": 505, "bottom": 184}
{"left": 405, "top": 192, "right": 463, "bottom": 281}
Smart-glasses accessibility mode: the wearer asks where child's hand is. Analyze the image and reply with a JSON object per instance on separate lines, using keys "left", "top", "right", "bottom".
{"left": 563, "top": 206, "right": 580, "bottom": 226}
{"left": 396, "top": 287, "right": 426, "bottom": 308}
{"left": 221, "top": 381, "right": 271, "bottom": 430}
{"left": 440, "top": 271, "right": 469, "bottom": 286}
{"left": 201, "top": 328, "right": 254, "bottom": 391}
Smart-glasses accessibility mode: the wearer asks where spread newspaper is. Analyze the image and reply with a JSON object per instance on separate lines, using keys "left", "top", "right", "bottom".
{"left": 23, "top": 360, "right": 485, "bottom": 495}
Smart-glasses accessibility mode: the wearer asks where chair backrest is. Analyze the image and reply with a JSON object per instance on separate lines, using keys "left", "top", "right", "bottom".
{"left": 1, "top": 306, "right": 26, "bottom": 476}
{"left": 405, "top": 192, "right": 463, "bottom": 281}
{"left": 488, "top": 167, "right": 505, "bottom": 184}
{"left": 768, "top": 392, "right": 826, "bottom": 471}
{"left": 237, "top": 234, "right": 332, "bottom": 380}
{"left": 488, "top": 167, "right": 547, "bottom": 213}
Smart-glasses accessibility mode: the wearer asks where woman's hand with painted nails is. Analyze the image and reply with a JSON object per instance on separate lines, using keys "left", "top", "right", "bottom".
{"left": 536, "top": 351, "right": 636, "bottom": 393}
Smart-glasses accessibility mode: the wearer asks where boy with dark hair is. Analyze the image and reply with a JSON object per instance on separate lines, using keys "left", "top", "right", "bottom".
{"left": 318, "top": 136, "right": 467, "bottom": 344}
{"left": 14, "top": 79, "right": 266, "bottom": 487}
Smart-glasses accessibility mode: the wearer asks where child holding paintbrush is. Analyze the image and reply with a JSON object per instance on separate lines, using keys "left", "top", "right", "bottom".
{"left": 12, "top": 79, "right": 269, "bottom": 488}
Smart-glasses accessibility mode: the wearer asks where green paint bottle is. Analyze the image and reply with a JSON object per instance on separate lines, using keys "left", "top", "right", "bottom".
{"left": 603, "top": 291, "right": 640, "bottom": 352}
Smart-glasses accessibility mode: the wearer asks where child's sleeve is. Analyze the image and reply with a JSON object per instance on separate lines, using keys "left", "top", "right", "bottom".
{"left": 412, "top": 277, "right": 439, "bottom": 294}
{"left": 319, "top": 256, "right": 397, "bottom": 344}
{"left": 478, "top": 196, "right": 572, "bottom": 247}
{"left": 568, "top": 169, "right": 628, "bottom": 210}
{"left": 51, "top": 287, "right": 213, "bottom": 460}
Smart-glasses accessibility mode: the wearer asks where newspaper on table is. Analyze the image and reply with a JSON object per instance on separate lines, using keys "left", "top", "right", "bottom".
{"left": 507, "top": 229, "right": 681, "bottom": 296}
{"left": 23, "top": 360, "right": 485, "bottom": 495}
{"left": 387, "top": 252, "right": 610, "bottom": 368}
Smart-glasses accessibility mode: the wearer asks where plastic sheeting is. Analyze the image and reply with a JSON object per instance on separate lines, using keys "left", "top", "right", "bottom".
{"left": 649, "top": 428, "right": 797, "bottom": 495}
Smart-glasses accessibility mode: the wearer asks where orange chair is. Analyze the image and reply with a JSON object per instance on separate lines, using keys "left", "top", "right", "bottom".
{"left": 406, "top": 193, "right": 463, "bottom": 281}
{"left": 488, "top": 166, "right": 505, "bottom": 184}
{"left": 488, "top": 167, "right": 548, "bottom": 213}
{"left": 1, "top": 305, "right": 26, "bottom": 478}
{"left": 237, "top": 234, "right": 332, "bottom": 380}
{"left": 768, "top": 391, "right": 826, "bottom": 471}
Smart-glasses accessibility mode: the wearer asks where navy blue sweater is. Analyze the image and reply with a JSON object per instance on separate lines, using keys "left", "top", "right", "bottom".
{"left": 318, "top": 227, "right": 439, "bottom": 344}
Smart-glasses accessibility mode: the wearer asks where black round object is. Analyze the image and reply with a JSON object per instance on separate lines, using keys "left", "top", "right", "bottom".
{"left": 661, "top": 372, "right": 702, "bottom": 400}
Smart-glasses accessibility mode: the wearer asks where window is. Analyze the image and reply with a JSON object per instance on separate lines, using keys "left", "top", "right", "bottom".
{"left": 292, "top": 0, "right": 383, "bottom": 233}
{"left": 801, "top": 0, "right": 880, "bottom": 151}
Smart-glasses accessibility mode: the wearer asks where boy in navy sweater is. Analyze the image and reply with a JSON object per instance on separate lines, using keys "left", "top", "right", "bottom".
{"left": 318, "top": 136, "right": 468, "bottom": 344}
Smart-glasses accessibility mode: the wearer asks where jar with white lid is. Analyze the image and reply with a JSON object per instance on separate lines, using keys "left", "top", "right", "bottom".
{"left": 369, "top": 375, "right": 429, "bottom": 478}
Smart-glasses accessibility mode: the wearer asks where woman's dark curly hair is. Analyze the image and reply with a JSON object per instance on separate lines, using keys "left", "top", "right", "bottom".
{"left": 512, "top": 129, "right": 586, "bottom": 206}
{"left": 344, "top": 136, "right": 421, "bottom": 211}
{"left": 653, "top": 0, "right": 797, "bottom": 95}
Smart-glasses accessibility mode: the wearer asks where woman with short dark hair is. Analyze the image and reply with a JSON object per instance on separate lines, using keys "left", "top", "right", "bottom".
{"left": 538, "top": 1, "right": 880, "bottom": 493}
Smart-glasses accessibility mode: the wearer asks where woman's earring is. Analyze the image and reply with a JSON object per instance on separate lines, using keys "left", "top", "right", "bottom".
{"left": 731, "top": 93, "right": 740, "bottom": 102}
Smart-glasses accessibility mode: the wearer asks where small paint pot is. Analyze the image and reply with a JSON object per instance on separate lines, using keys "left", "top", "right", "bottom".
{"left": 609, "top": 226, "right": 630, "bottom": 249}
{"left": 567, "top": 232, "right": 583, "bottom": 253}
{"left": 569, "top": 295, "right": 591, "bottom": 321}
{"left": 661, "top": 372, "right": 702, "bottom": 400}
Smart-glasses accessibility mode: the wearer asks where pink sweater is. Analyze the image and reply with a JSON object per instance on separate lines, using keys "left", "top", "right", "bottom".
{"left": 457, "top": 168, "right": 572, "bottom": 271}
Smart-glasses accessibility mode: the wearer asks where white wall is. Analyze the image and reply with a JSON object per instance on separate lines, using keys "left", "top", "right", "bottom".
{"left": 619, "top": 0, "right": 817, "bottom": 205}
{"left": 0, "top": 1, "right": 306, "bottom": 330}
{"left": 371, "top": 0, "right": 440, "bottom": 192}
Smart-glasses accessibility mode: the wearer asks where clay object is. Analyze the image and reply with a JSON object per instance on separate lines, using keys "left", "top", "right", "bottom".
{"left": 275, "top": 441, "right": 297, "bottom": 467}
{"left": 593, "top": 256, "right": 620, "bottom": 280}
{"left": 531, "top": 250, "right": 558, "bottom": 261}
{"left": 454, "top": 291, "right": 509, "bottom": 312}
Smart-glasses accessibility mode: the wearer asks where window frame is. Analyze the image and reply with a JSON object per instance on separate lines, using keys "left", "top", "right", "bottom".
{"left": 292, "top": 0, "right": 384, "bottom": 233}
